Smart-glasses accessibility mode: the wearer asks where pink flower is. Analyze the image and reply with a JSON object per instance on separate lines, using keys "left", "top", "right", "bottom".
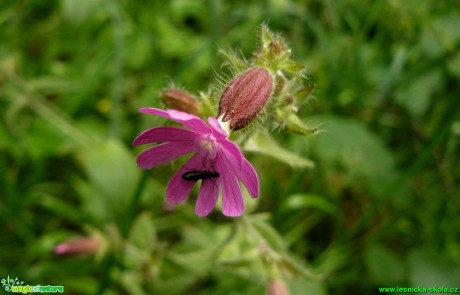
{"left": 133, "top": 108, "right": 259, "bottom": 217}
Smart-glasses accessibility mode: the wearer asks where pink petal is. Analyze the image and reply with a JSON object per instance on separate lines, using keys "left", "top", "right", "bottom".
{"left": 140, "top": 107, "right": 209, "bottom": 134}
{"left": 208, "top": 117, "right": 227, "bottom": 137}
{"left": 216, "top": 153, "right": 244, "bottom": 217}
{"left": 166, "top": 169, "right": 195, "bottom": 205}
{"left": 237, "top": 157, "right": 259, "bottom": 198}
{"left": 218, "top": 138, "right": 243, "bottom": 169}
{"left": 136, "top": 142, "right": 195, "bottom": 169}
{"left": 133, "top": 126, "right": 199, "bottom": 146}
{"left": 195, "top": 179, "right": 220, "bottom": 217}
{"left": 166, "top": 153, "right": 206, "bottom": 205}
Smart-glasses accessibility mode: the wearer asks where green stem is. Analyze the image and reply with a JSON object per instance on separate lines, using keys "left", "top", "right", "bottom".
{"left": 121, "top": 170, "right": 150, "bottom": 235}
{"left": 0, "top": 65, "right": 91, "bottom": 146}
{"left": 96, "top": 170, "right": 149, "bottom": 295}
{"left": 95, "top": 254, "right": 115, "bottom": 295}
{"left": 208, "top": 219, "right": 239, "bottom": 274}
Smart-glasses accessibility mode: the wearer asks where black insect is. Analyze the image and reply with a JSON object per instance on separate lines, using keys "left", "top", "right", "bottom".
{"left": 182, "top": 170, "right": 220, "bottom": 182}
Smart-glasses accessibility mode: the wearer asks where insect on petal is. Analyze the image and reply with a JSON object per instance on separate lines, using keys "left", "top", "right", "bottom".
{"left": 166, "top": 153, "right": 206, "bottom": 205}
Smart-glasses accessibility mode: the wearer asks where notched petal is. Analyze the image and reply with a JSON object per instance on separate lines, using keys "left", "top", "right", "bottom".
{"left": 238, "top": 158, "right": 259, "bottom": 198}
{"left": 216, "top": 155, "right": 244, "bottom": 217}
{"left": 195, "top": 179, "right": 220, "bottom": 217}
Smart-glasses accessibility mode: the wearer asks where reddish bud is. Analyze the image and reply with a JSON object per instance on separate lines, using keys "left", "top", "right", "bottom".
{"left": 54, "top": 237, "right": 99, "bottom": 256}
{"left": 218, "top": 67, "right": 273, "bottom": 131}
{"left": 160, "top": 89, "right": 201, "bottom": 115}
{"left": 267, "top": 279, "right": 290, "bottom": 295}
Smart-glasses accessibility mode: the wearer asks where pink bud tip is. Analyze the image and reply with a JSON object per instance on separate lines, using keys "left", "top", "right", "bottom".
{"left": 54, "top": 237, "right": 99, "bottom": 256}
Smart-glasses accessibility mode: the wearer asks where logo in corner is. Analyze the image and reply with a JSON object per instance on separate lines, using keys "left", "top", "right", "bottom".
{"left": 1, "top": 276, "right": 23, "bottom": 292}
{"left": 1, "top": 276, "right": 64, "bottom": 293}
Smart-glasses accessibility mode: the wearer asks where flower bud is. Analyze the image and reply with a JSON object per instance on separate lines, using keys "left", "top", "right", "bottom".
{"left": 267, "top": 279, "right": 290, "bottom": 295}
{"left": 54, "top": 237, "right": 99, "bottom": 256}
{"left": 217, "top": 67, "right": 273, "bottom": 131}
{"left": 160, "top": 89, "right": 201, "bottom": 115}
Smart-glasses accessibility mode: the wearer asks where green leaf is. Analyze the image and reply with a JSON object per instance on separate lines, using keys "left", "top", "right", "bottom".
{"left": 129, "top": 212, "right": 156, "bottom": 251}
{"left": 62, "top": 0, "right": 105, "bottom": 24}
{"left": 120, "top": 271, "right": 146, "bottom": 295}
{"left": 282, "top": 193, "right": 338, "bottom": 216}
{"left": 285, "top": 113, "right": 319, "bottom": 135}
{"left": 73, "top": 177, "right": 111, "bottom": 223}
{"left": 315, "top": 245, "right": 350, "bottom": 275}
{"left": 395, "top": 69, "right": 442, "bottom": 118}
{"left": 219, "top": 49, "right": 248, "bottom": 73}
{"left": 279, "top": 59, "right": 305, "bottom": 75}
{"left": 244, "top": 131, "right": 314, "bottom": 168}
{"left": 260, "top": 24, "right": 275, "bottom": 47}
{"left": 364, "top": 244, "right": 405, "bottom": 284}
{"left": 310, "top": 115, "right": 397, "bottom": 199}
{"left": 408, "top": 247, "right": 460, "bottom": 287}
{"left": 447, "top": 52, "right": 460, "bottom": 79}
{"left": 293, "top": 84, "right": 315, "bottom": 104}
{"left": 39, "top": 194, "right": 88, "bottom": 224}
{"left": 279, "top": 253, "right": 318, "bottom": 280}
{"left": 22, "top": 119, "right": 69, "bottom": 160}
{"left": 80, "top": 140, "right": 140, "bottom": 220}
{"left": 251, "top": 217, "right": 286, "bottom": 253}
{"left": 287, "top": 279, "right": 328, "bottom": 295}
{"left": 124, "top": 214, "right": 156, "bottom": 270}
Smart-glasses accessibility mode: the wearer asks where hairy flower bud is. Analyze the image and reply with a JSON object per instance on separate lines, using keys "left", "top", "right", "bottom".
{"left": 54, "top": 237, "right": 99, "bottom": 256}
{"left": 160, "top": 89, "right": 201, "bottom": 115}
{"left": 217, "top": 67, "right": 273, "bottom": 131}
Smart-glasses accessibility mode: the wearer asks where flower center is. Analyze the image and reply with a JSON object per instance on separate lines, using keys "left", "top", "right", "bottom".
{"left": 198, "top": 134, "right": 219, "bottom": 162}
{"left": 200, "top": 139, "right": 213, "bottom": 152}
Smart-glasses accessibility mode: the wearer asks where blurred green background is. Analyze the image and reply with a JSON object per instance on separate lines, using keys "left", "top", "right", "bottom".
{"left": 1, "top": 0, "right": 459, "bottom": 294}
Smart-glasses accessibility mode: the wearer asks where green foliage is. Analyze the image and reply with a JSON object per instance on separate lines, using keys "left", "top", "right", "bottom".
{"left": 244, "top": 130, "right": 314, "bottom": 168}
{"left": 1, "top": 1, "right": 459, "bottom": 294}
{"left": 310, "top": 115, "right": 398, "bottom": 199}
{"left": 79, "top": 140, "right": 140, "bottom": 224}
